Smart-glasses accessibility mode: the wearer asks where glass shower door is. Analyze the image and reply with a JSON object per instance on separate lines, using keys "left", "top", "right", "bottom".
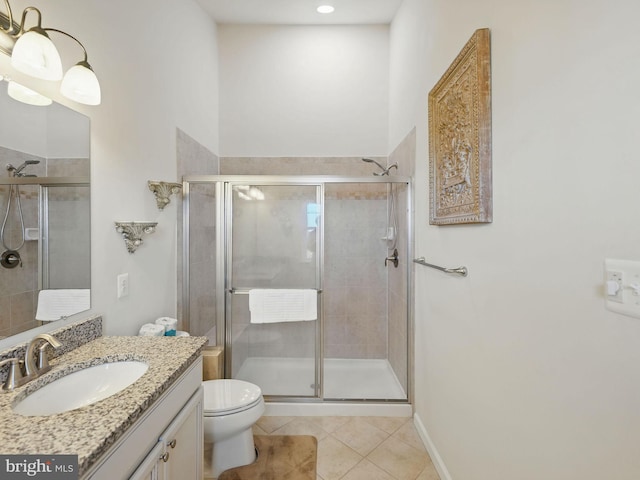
{"left": 41, "top": 184, "right": 90, "bottom": 289}
{"left": 227, "top": 182, "right": 321, "bottom": 398}
{"left": 183, "top": 181, "right": 219, "bottom": 344}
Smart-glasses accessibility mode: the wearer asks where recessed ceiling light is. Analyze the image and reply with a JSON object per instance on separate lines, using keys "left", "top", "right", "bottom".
{"left": 317, "top": 5, "right": 335, "bottom": 14}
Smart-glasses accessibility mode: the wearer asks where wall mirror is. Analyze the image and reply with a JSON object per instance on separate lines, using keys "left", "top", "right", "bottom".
{"left": 0, "top": 82, "right": 90, "bottom": 343}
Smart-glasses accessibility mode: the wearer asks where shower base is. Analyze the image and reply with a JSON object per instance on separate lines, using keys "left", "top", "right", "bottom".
{"left": 236, "top": 357, "right": 411, "bottom": 416}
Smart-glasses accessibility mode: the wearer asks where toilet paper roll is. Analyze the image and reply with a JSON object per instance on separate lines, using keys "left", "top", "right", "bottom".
{"left": 138, "top": 323, "right": 165, "bottom": 337}
{"left": 155, "top": 317, "right": 177, "bottom": 336}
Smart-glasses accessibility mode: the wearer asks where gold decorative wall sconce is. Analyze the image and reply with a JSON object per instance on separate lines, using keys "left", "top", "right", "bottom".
{"left": 148, "top": 181, "right": 182, "bottom": 210}
{"left": 114, "top": 222, "right": 157, "bottom": 254}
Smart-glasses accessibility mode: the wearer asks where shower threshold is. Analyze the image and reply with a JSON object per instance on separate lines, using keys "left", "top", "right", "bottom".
{"left": 236, "top": 356, "right": 407, "bottom": 400}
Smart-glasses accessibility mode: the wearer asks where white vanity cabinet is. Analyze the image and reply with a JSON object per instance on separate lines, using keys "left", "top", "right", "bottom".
{"left": 129, "top": 388, "right": 203, "bottom": 480}
{"left": 85, "top": 358, "right": 203, "bottom": 480}
{"left": 161, "top": 386, "right": 203, "bottom": 479}
{"left": 128, "top": 443, "right": 163, "bottom": 480}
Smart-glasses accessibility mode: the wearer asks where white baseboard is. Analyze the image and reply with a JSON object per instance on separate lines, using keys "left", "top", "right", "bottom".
{"left": 413, "top": 413, "right": 453, "bottom": 480}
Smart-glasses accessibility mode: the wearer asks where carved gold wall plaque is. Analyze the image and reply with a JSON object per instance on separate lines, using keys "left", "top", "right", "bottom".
{"left": 429, "top": 28, "right": 492, "bottom": 225}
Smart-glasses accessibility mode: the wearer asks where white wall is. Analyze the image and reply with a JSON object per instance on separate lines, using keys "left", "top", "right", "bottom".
{"left": 0, "top": 82, "right": 47, "bottom": 156}
{"left": 390, "top": 0, "right": 640, "bottom": 479}
{"left": 46, "top": 105, "right": 90, "bottom": 158}
{"left": 0, "top": 98, "right": 88, "bottom": 160}
{"left": 218, "top": 24, "right": 389, "bottom": 157}
{"left": 2, "top": 0, "right": 219, "bottom": 336}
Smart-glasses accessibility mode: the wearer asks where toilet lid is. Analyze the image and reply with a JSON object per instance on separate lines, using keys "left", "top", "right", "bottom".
{"left": 203, "top": 379, "right": 263, "bottom": 415}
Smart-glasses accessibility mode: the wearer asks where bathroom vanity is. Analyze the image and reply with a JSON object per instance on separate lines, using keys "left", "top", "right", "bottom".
{"left": 0, "top": 334, "right": 207, "bottom": 479}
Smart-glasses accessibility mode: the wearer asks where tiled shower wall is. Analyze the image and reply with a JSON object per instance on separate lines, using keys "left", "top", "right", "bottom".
{"left": 0, "top": 146, "right": 89, "bottom": 338}
{"left": 0, "top": 181, "right": 39, "bottom": 337}
{"left": 324, "top": 184, "right": 388, "bottom": 359}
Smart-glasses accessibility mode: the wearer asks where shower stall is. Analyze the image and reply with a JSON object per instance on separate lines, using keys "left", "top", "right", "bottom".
{"left": 183, "top": 175, "right": 411, "bottom": 405}
{"left": 0, "top": 174, "right": 90, "bottom": 337}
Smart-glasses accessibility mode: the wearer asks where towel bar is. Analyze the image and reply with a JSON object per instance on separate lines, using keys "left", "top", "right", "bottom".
{"left": 228, "top": 288, "right": 323, "bottom": 294}
{"left": 412, "top": 257, "right": 468, "bottom": 277}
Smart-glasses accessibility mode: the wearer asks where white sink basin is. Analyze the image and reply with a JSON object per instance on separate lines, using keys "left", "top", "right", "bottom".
{"left": 13, "top": 361, "right": 149, "bottom": 416}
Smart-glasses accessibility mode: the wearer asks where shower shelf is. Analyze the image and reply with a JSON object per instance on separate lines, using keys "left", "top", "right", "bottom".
{"left": 413, "top": 257, "right": 468, "bottom": 277}
{"left": 148, "top": 181, "right": 182, "bottom": 210}
{"left": 114, "top": 222, "right": 158, "bottom": 254}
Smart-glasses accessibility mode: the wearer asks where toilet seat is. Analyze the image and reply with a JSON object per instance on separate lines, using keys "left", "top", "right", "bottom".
{"left": 203, "top": 379, "right": 263, "bottom": 417}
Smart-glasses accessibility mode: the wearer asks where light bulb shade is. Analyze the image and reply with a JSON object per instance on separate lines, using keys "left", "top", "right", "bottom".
{"left": 7, "top": 81, "right": 52, "bottom": 106}
{"left": 317, "top": 5, "right": 335, "bottom": 13}
{"left": 11, "top": 29, "right": 63, "bottom": 81}
{"left": 61, "top": 62, "right": 101, "bottom": 105}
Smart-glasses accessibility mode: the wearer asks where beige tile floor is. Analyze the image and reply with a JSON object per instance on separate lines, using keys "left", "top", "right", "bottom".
{"left": 252, "top": 416, "right": 441, "bottom": 480}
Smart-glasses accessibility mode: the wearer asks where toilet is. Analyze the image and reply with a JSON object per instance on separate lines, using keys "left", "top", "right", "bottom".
{"left": 202, "top": 379, "right": 265, "bottom": 478}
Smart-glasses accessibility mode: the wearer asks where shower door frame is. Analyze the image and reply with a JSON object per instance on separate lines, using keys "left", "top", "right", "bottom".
{"left": 225, "top": 179, "right": 324, "bottom": 400}
{"left": 183, "top": 174, "right": 413, "bottom": 405}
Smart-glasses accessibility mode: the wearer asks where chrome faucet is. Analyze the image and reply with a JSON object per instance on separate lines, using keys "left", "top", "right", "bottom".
{"left": 24, "top": 334, "right": 62, "bottom": 378}
{"left": 0, "top": 334, "right": 62, "bottom": 392}
{"left": 0, "top": 357, "right": 25, "bottom": 391}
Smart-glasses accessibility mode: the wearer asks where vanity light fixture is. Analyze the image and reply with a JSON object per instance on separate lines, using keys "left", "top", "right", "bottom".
{"left": 7, "top": 78, "right": 50, "bottom": 105}
{"left": 0, "top": 0, "right": 101, "bottom": 105}
{"left": 114, "top": 222, "right": 158, "bottom": 254}
{"left": 316, "top": 5, "right": 335, "bottom": 14}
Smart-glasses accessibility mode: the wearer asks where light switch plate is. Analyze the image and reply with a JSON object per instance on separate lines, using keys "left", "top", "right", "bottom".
{"left": 605, "top": 259, "right": 640, "bottom": 318}
{"left": 606, "top": 270, "right": 623, "bottom": 303}
{"left": 117, "top": 273, "right": 129, "bottom": 298}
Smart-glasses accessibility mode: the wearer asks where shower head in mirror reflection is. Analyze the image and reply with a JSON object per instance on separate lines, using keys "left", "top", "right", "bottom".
{"left": 6, "top": 160, "right": 39, "bottom": 177}
{"left": 0, "top": 0, "right": 101, "bottom": 105}
{"left": 1, "top": 160, "right": 40, "bottom": 256}
{"left": 361, "top": 158, "right": 398, "bottom": 176}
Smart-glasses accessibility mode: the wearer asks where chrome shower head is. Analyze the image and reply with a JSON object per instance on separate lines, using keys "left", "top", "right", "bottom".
{"left": 7, "top": 160, "right": 40, "bottom": 177}
{"left": 362, "top": 157, "right": 385, "bottom": 170}
{"left": 361, "top": 158, "right": 398, "bottom": 176}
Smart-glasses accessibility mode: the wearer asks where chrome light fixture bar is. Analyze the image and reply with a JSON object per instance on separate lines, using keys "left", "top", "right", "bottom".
{"left": 0, "top": 0, "right": 100, "bottom": 105}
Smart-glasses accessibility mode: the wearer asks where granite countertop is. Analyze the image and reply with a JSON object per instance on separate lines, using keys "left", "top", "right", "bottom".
{"left": 0, "top": 335, "right": 208, "bottom": 476}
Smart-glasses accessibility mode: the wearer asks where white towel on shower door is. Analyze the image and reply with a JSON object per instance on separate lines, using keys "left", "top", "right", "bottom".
{"left": 249, "top": 289, "right": 317, "bottom": 323}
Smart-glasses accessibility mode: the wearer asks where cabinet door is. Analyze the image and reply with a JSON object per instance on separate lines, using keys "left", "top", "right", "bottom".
{"left": 129, "top": 442, "right": 163, "bottom": 480}
{"left": 159, "top": 387, "right": 204, "bottom": 480}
